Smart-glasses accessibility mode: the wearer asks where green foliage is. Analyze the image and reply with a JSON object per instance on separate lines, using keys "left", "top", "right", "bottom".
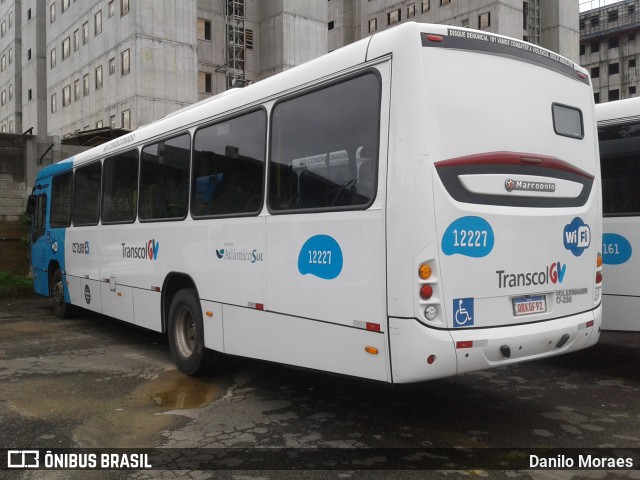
{"left": 0, "top": 270, "right": 33, "bottom": 287}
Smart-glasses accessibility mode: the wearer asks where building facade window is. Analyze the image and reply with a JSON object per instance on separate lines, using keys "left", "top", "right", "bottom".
{"left": 63, "top": 85, "right": 71, "bottom": 106}
{"left": 591, "top": 40, "right": 600, "bottom": 52}
{"left": 407, "top": 3, "right": 415, "bottom": 18}
{"left": 51, "top": 93, "right": 57, "bottom": 113}
{"left": 0, "top": 55, "right": 5, "bottom": 71}
{"left": 109, "top": 57, "right": 115, "bottom": 75}
{"left": 1, "top": 90, "right": 6, "bottom": 106}
{"left": 591, "top": 66, "right": 600, "bottom": 78}
{"left": 110, "top": 115, "right": 116, "bottom": 127}
{"left": 609, "top": 89, "right": 620, "bottom": 101}
{"left": 630, "top": 58, "right": 637, "bottom": 69}
{"left": 422, "top": 0, "right": 430, "bottom": 13}
{"left": 1, "top": 21, "right": 5, "bottom": 37}
{"left": 95, "top": 65, "right": 103, "bottom": 89}
{"left": 62, "top": 0, "right": 70, "bottom": 12}
{"left": 368, "top": 18, "right": 377, "bottom": 33}
{"left": 8, "top": 84, "right": 12, "bottom": 100}
{"left": 199, "top": 71, "right": 212, "bottom": 93}
{"left": 479, "top": 11, "right": 491, "bottom": 29}
{"left": 387, "top": 8, "right": 400, "bottom": 25}
{"left": 62, "top": 36, "right": 70, "bottom": 59}
{"left": 9, "top": 120, "right": 13, "bottom": 132}
{"left": 8, "top": 11, "right": 12, "bottom": 28}
{"left": 121, "top": 0, "right": 129, "bottom": 16}
{"left": 50, "top": 3, "right": 55, "bottom": 23}
{"left": 50, "top": 49, "right": 56, "bottom": 68}
{"left": 96, "top": 120, "right": 103, "bottom": 128}
{"left": 83, "top": 21, "right": 89, "bottom": 44}
{"left": 74, "top": 79, "right": 80, "bottom": 101}
{"left": 441, "top": 0, "right": 451, "bottom": 5}
{"left": 122, "top": 109, "right": 131, "bottom": 129}
{"left": 95, "top": 10, "right": 102, "bottom": 35}
{"left": 109, "top": 0, "right": 115, "bottom": 17}
{"left": 580, "top": 44, "right": 585, "bottom": 56}
{"left": 28, "top": 89, "right": 32, "bottom": 101}
{"left": 27, "top": 48, "right": 31, "bottom": 61}
{"left": 461, "top": 18, "right": 469, "bottom": 27}
{"left": 197, "top": 18, "right": 211, "bottom": 40}
{"left": 83, "top": 74, "right": 89, "bottom": 95}
{"left": 608, "top": 37, "right": 619, "bottom": 49}
{"left": 609, "top": 62, "right": 619, "bottom": 75}
{"left": 74, "top": 29, "right": 79, "bottom": 51}
{"left": 246, "top": 29, "right": 254, "bottom": 49}
{"left": 8, "top": 47, "right": 12, "bottom": 64}
{"left": 630, "top": 85, "right": 636, "bottom": 96}
{"left": 121, "top": 49, "right": 130, "bottom": 75}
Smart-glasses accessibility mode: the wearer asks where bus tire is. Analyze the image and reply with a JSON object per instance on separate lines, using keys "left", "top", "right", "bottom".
{"left": 51, "top": 268, "right": 74, "bottom": 319}
{"left": 168, "top": 288, "right": 219, "bottom": 376}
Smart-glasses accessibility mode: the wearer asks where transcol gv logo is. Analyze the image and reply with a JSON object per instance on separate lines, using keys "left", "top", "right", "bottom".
{"left": 496, "top": 261, "right": 566, "bottom": 288}
{"left": 122, "top": 239, "right": 159, "bottom": 260}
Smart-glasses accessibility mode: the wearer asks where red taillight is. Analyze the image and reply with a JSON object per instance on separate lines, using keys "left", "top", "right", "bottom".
{"left": 456, "top": 341, "right": 473, "bottom": 349}
{"left": 420, "top": 284, "right": 433, "bottom": 300}
{"left": 366, "top": 322, "right": 381, "bottom": 332}
{"left": 577, "top": 72, "right": 588, "bottom": 80}
{"left": 426, "top": 34, "right": 444, "bottom": 42}
{"left": 596, "top": 271, "right": 603, "bottom": 284}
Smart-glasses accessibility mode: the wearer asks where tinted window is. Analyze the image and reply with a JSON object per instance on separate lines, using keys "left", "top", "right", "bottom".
{"left": 140, "top": 134, "right": 190, "bottom": 221}
{"left": 50, "top": 172, "right": 73, "bottom": 228}
{"left": 73, "top": 162, "right": 101, "bottom": 226}
{"left": 102, "top": 150, "right": 138, "bottom": 223}
{"left": 599, "top": 121, "right": 640, "bottom": 216}
{"left": 268, "top": 73, "right": 380, "bottom": 212}
{"left": 552, "top": 103, "right": 584, "bottom": 139}
{"left": 33, "top": 194, "right": 46, "bottom": 242}
{"left": 191, "top": 110, "right": 266, "bottom": 217}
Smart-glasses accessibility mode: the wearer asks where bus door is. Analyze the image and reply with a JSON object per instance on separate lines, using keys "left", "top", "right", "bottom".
{"left": 30, "top": 188, "right": 50, "bottom": 297}
{"left": 262, "top": 67, "right": 390, "bottom": 381}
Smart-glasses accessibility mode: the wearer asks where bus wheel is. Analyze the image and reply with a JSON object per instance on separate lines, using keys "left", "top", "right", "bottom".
{"left": 51, "top": 268, "right": 74, "bottom": 319}
{"left": 168, "top": 288, "right": 219, "bottom": 376}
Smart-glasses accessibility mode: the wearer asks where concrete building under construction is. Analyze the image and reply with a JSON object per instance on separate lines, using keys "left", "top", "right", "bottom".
{"left": 579, "top": 0, "right": 640, "bottom": 103}
{"left": 0, "top": 0, "right": 579, "bottom": 139}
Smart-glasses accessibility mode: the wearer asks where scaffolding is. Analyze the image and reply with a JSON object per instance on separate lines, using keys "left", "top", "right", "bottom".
{"left": 224, "top": 0, "right": 246, "bottom": 90}
{"left": 580, "top": 0, "right": 640, "bottom": 40}
{"left": 524, "top": 0, "right": 540, "bottom": 45}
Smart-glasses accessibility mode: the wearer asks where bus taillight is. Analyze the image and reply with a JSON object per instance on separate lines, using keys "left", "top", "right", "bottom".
{"left": 596, "top": 271, "right": 603, "bottom": 284}
{"left": 419, "top": 284, "right": 433, "bottom": 300}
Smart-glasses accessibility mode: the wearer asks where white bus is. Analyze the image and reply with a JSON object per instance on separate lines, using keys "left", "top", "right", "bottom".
{"left": 596, "top": 97, "right": 640, "bottom": 331}
{"left": 27, "top": 23, "right": 602, "bottom": 383}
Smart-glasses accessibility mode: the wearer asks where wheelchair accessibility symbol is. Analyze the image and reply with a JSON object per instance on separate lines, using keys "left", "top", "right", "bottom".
{"left": 454, "top": 298, "right": 474, "bottom": 327}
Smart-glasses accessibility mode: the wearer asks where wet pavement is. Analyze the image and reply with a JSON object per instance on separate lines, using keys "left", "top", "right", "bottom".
{"left": 1, "top": 297, "right": 639, "bottom": 480}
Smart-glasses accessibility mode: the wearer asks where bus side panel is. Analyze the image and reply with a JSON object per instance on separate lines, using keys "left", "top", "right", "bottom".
{"left": 133, "top": 289, "right": 162, "bottom": 332}
{"left": 602, "top": 217, "right": 640, "bottom": 331}
{"left": 65, "top": 227, "right": 101, "bottom": 310}
{"left": 223, "top": 306, "right": 389, "bottom": 381}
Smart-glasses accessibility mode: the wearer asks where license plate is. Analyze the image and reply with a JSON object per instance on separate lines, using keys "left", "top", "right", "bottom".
{"left": 512, "top": 295, "right": 547, "bottom": 316}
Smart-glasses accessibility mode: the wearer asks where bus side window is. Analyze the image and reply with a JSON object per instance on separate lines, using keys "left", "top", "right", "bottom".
{"left": 268, "top": 72, "right": 381, "bottom": 212}
{"left": 32, "top": 194, "right": 47, "bottom": 242}
{"left": 102, "top": 149, "right": 139, "bottom": 224}
{"left": 50, "top": 171, "right": 73, "bottom": 228}
{"left": 73, "top": 162, "right": 101, "bottom": 226}
{"left": 191, "top": 109, "right": 266, "bottom": 218}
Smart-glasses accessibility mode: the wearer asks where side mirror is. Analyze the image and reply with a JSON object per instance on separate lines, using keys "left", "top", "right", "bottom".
{"left": 26, "top": 195, "right": 37, "bottom": 216}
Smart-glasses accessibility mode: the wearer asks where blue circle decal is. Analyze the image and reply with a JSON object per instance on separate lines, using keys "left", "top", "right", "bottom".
{"left": 298, "top": 235, "right": 343, "bottom": 280}
{"left": 602, "top": 233, "right": 632, "bottom": 265}
{"left": 441, "top": 216, "right": 495, "bottom": 258}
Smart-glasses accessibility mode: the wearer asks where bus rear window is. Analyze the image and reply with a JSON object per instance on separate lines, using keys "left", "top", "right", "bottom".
{"left": 553, "top": 103, "right": 584, "bottom": 139}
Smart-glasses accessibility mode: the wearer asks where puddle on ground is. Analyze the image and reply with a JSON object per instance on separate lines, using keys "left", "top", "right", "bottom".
{"left": 4, "top": 368, "right": 227, "bottom": 448}
{"left": 74, "top": 369, "right": 227, "bottom": 448}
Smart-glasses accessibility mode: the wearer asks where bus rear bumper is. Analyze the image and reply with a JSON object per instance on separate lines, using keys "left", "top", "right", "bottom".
{"left": 388, "top": 305, "right": 601, "bottom": 383}
{"left": 451, "top": 305, "right": 601, "bottom": 375}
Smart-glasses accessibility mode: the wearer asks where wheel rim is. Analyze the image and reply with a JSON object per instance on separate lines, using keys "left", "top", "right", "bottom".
{"left": 175, "top": 306, "right": 197, "bottom": 358}
{"left": 53, "top": 277, "right": 64, "bottom": 306}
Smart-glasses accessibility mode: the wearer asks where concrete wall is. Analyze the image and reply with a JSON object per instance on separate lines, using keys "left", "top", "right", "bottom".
{"left": 541, "top": 0, "right": 579, "bottom": 63}
{"left": 20, "top": 0, "right": 47, "bottom": 135}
